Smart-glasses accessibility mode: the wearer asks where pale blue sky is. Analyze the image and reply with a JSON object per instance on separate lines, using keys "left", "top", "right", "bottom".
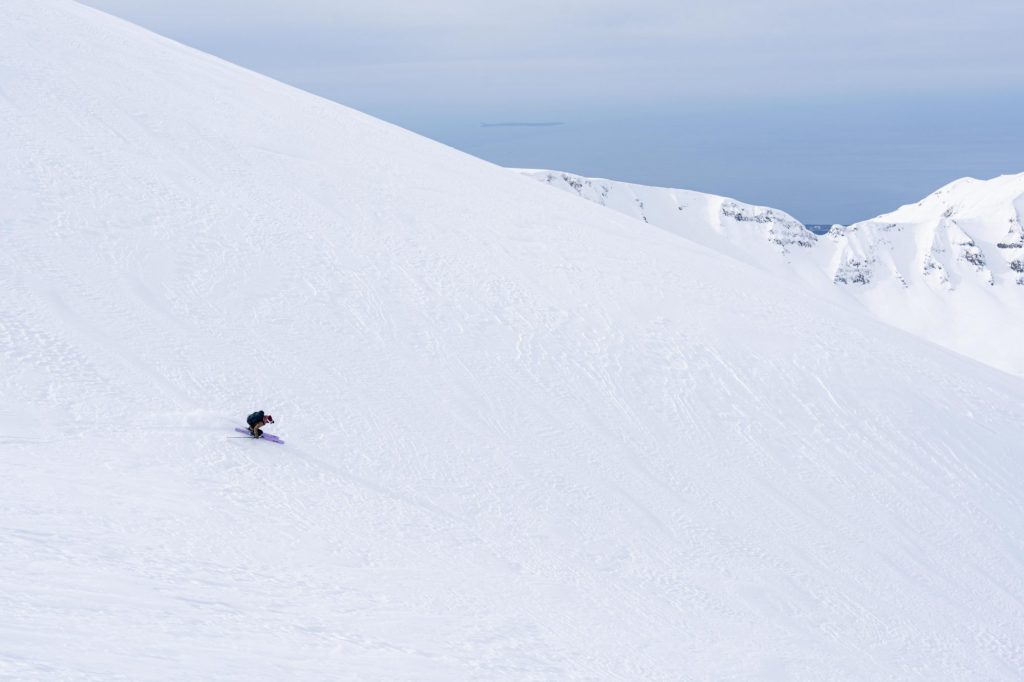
{"left": 83, "top": 0, "right": 1024, "bottom": 224}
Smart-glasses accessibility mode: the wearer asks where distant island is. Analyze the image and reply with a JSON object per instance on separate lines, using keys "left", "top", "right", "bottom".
{"left": 480, "top": 122, "right": 565, "bottom": 128}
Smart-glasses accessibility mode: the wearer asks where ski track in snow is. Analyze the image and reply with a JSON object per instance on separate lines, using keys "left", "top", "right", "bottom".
{"left": 1, "top": 1, "right": 1023, "bottom": 680}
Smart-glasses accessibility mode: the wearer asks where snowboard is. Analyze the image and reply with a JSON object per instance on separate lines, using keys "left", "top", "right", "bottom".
{"left": 235, "top": 427, "right": 284, "bottom": 444}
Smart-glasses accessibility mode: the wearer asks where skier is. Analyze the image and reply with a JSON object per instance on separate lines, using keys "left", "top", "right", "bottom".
{"left": 246, "top": 410, "right": 274, "bottom": 438}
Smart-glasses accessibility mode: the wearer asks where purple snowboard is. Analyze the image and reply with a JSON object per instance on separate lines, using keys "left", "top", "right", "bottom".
{"left": 235, "top": 427, "right": 284, "bottom": 444}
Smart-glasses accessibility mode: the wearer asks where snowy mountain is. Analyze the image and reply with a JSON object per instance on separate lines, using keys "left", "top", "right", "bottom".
{"left": 521, "top": 169, "right": 1024, "bottom": 375}
{"left": 516, "top": 170, "right": 818, "bottom": 276}
{"left": 3, "top": 1, "right": 1024, "bottom": 679}
{"left": 832, "top": 174, "right": 1024, "bottom": 289}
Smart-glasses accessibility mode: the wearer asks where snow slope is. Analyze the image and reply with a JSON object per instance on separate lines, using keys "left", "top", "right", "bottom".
{"left": 2, "top": 1, "right": 1024, "bottom": 679}
{"left": 521, "top": 169, "right": 1024, "bottom": 376}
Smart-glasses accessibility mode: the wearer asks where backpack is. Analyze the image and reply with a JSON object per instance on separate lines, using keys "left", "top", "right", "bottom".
{"left": 246, "top": 410, "right": 264, "bottom": 426}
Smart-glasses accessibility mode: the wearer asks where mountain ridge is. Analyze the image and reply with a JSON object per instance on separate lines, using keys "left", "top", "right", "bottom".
{"left": 520, "top": 168, "right": 1024, "bottom": 375}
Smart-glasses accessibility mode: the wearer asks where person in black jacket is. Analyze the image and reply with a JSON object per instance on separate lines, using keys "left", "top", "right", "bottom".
{"left": 246, "top": 410, "right": 274, "bottom": 438}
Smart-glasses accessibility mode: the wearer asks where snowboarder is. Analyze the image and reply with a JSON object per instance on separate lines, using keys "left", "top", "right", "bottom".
{"left": 246, "top": 410, "right": 274, "bottom": 438}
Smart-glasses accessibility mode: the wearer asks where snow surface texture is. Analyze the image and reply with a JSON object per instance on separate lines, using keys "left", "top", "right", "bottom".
{"left": 521, "top": 170, "right": 1024, "bottom": 376}
{"left": 2, "top": 2, "right": 1024, "bottom": 679}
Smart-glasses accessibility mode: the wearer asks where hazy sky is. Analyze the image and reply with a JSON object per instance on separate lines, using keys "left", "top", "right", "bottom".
{"left": 83, "top": 0, "right": 1024, "bottom": 223}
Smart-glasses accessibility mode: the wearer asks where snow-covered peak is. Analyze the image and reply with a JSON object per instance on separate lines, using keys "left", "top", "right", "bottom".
{"left": 882, "top": 173, "right": 1024, "bottom": 226}
{"left": 839, "top": 172, "right": 1024, "bottom": 289}
{"left": 522, "top": 169, "right": 1024, "bottom": 375}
